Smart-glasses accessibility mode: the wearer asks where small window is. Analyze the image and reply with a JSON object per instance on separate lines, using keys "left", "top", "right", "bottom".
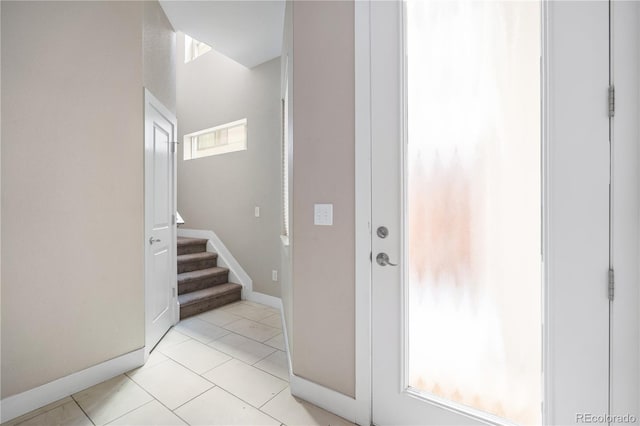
{"left": 183, "top": 119, "right": 247, "bottom": 160}
{"left": 184, "top": 34, "right": 212, "bottom": 63}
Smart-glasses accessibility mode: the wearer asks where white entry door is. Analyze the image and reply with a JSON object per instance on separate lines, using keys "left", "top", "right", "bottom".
{"left": 144, "top": 89, "right": 178, "bottom": 354}
{"left": 371, "top": 1, "right": 610, "bottom": 425}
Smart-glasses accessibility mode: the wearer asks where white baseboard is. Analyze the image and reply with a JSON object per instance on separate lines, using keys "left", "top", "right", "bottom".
{"left": 0, "top": 348, "right": 145, "bottom": 423}
{"left": 289, "top": 373, "right": 358, "bottom": 424}
{"left": 277, "top": 298, "right": 294, "bottom": 375}
{"left": 244, "top": 291, "right": 281, "bottom": 309}
{"left": 278, "top": 299, "right": 359, "bottom": 424}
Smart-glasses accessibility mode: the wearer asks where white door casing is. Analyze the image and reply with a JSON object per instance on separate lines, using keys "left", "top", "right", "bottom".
{"left": 610, "top": 0, "right": 640, "bottom": 420}
{"left": 370, "top": 1, "right": 611, "bottom": 425}
{"left": 144, "top": 89, "right": 178, "bottom": 356}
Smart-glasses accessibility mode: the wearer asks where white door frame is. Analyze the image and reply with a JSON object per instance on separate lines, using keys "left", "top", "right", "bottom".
{"left": 610, "top": 0, "right": 640, "bottom": 419}
{"left": 354, "top": 1, "right": 373, "bottom": 425}
{"left": 144, "top": 88, "right": 179, "bottom": 358}
{"left": 354, "top": 1, "right": 640, "bottom": 425}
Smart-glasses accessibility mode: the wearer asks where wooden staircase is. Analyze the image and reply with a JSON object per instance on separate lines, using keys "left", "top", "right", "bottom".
{"left": 177, "top": 237, "right": 242, "bottom": 319}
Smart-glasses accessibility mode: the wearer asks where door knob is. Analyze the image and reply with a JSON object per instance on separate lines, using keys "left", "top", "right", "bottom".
{"left": 149, "top": 237, "right": 161, "bottom": 245}
{"left": 376, "top": 252, "right": 398, "bottom": 267}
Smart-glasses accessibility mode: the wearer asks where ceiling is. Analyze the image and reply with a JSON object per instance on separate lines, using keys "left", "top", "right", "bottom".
{"left": 159, "top": 0, "right": 285, "bottom": 68}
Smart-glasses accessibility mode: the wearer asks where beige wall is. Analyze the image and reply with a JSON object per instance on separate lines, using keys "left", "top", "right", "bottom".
{"left": 144, "top": 0, "right": 176, "bottom": 115}
{"left": 1, "top": 0, "right": 174, "bottom": 398}
{"left": 176, "top": 35, "right": 281, "bottom": 298}
{"left": 291, "top": 0, "right": 356, "bottom": 398}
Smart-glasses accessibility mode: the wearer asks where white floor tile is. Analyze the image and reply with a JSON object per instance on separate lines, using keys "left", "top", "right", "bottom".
{"left": 15, "top": 400, "right": 92, "bottom": 426}
{"left": 107, "top": 400, "right": 186, "bottom": 425}
{"left": 254, "top": 351, "right": 289, "bottom": 381}
{"left": 261, "top": 388, "right": 354, "bottom": 426}
{"left": 160, "top": 339, "right": 231, "bottom": 374}
{"left": 126, "top": 350, "right": 169, "bottom": 379}
{"left": 146, "top": 350, "right": 170, "bottom": 367}
{"left": 175, "top": 317, "right": 229, "bottom": 343}
{"left": 195, "top": 309, "right": 242, "bottom": 326}
{"left": 264, "top": 333, "right": 286, "bottom": 351}
{"left": 73, "top": 375, "right": 152, "bottom": 425}
{"left": 220, "top": 301, "right": 244, "bottom": 309}
{"left": 203, "top": 359, "right": 288, "bottom": 408}
{"left": 262, "top": 307, "right": 281, "bottom": 316}
{"left": 155, "top": 328, "right": 191, "bottom": 352}
{"left": 175, "top": 387, "right": 280, "bottom": 426}
{"left": 223, "top": 318, "right": 281, "bottom": 342}
{"left": 222, "top": 304, "right": 274, "bottom": 322}
{"left": 258, "top": 313, "right": 283, "bottom": 329}
{"left": 208, "top": 332, "right": 276, "bottom": 364}
{"left": 128, "top": 359, "right": 213, "bottom": 410}
{"left": 236, "top": 301, "right": 265, "bottom": 309}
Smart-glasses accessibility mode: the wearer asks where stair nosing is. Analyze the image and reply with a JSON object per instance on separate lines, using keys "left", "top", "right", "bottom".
{"left": 177, "top": 252, "right": 218, "bottom": 263}
{"left": 177, "top": 283, "right": 242, "bottom": 306}
{"left": 177, "top": 237, "right": 209, "bottom": 247}
{"left": 178, "top": 266, "right": 229, "bottom": 283}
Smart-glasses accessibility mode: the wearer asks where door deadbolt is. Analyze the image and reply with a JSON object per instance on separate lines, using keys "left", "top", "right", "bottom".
{"left": 377, "top": 226, "right": 389, "bottom": 239}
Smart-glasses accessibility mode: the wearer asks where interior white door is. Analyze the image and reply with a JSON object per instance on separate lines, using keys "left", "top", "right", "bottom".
{"left": 370, "top": 1, "right": 610, "bottom": 425}
{"left": 144, "top": 89, "right": 177, "bottom": 354}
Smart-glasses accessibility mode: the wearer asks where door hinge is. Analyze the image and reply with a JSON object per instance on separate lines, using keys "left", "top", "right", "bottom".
{"left": 608, "top": 85, "right": 615, "bottom": 118}
{"left": 170, "top": 141, "right": 180, "bottom": 153}
{"left": 172, "top": 287, "right": 176, "bottom": 298}
{"left": 608, "top": 268, "right": 615, "bottom": 301}
{"left": 172, "top": 214, "right": 176, "bottom": 225}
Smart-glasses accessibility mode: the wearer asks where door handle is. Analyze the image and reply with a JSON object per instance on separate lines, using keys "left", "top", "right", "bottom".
{"left": 149, "top": 237, "right": 161, "bottom": 245}
{"left": 376, "top": 252, "right": 398, "bottom": 267}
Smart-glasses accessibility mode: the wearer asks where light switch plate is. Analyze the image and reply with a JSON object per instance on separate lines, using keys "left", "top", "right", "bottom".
{"left": 314, "top": 203, "right": 333, "bottom": 226}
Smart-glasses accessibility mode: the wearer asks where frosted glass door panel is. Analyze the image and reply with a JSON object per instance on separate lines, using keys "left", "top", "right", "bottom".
{"left": 406, "top": 1, "right": 541, "bottom": 424}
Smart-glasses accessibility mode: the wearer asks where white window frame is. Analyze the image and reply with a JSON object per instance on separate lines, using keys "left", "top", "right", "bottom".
{"left": 183, "top": 119, "right": 247, "bottom": 160}
{"left": 184, "top": 34, "right": 212, "bottom": 63}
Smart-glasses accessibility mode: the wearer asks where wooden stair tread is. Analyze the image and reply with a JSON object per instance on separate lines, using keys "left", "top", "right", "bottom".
{"left": 177, "top": 237, "right": 208, "bottom": 247}
{"left": 177, "top": 252, "right": 218, "bottom": 263}
{"left": 178, "top": 267, "right": 229, "bottom": 284}
{"left": 178, "top": 283, "right": 242, "bottom": 306}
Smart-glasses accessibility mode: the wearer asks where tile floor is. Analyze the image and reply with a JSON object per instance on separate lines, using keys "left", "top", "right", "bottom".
{"left": 5, "top": 301, "right": 353, "bottom": 426}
